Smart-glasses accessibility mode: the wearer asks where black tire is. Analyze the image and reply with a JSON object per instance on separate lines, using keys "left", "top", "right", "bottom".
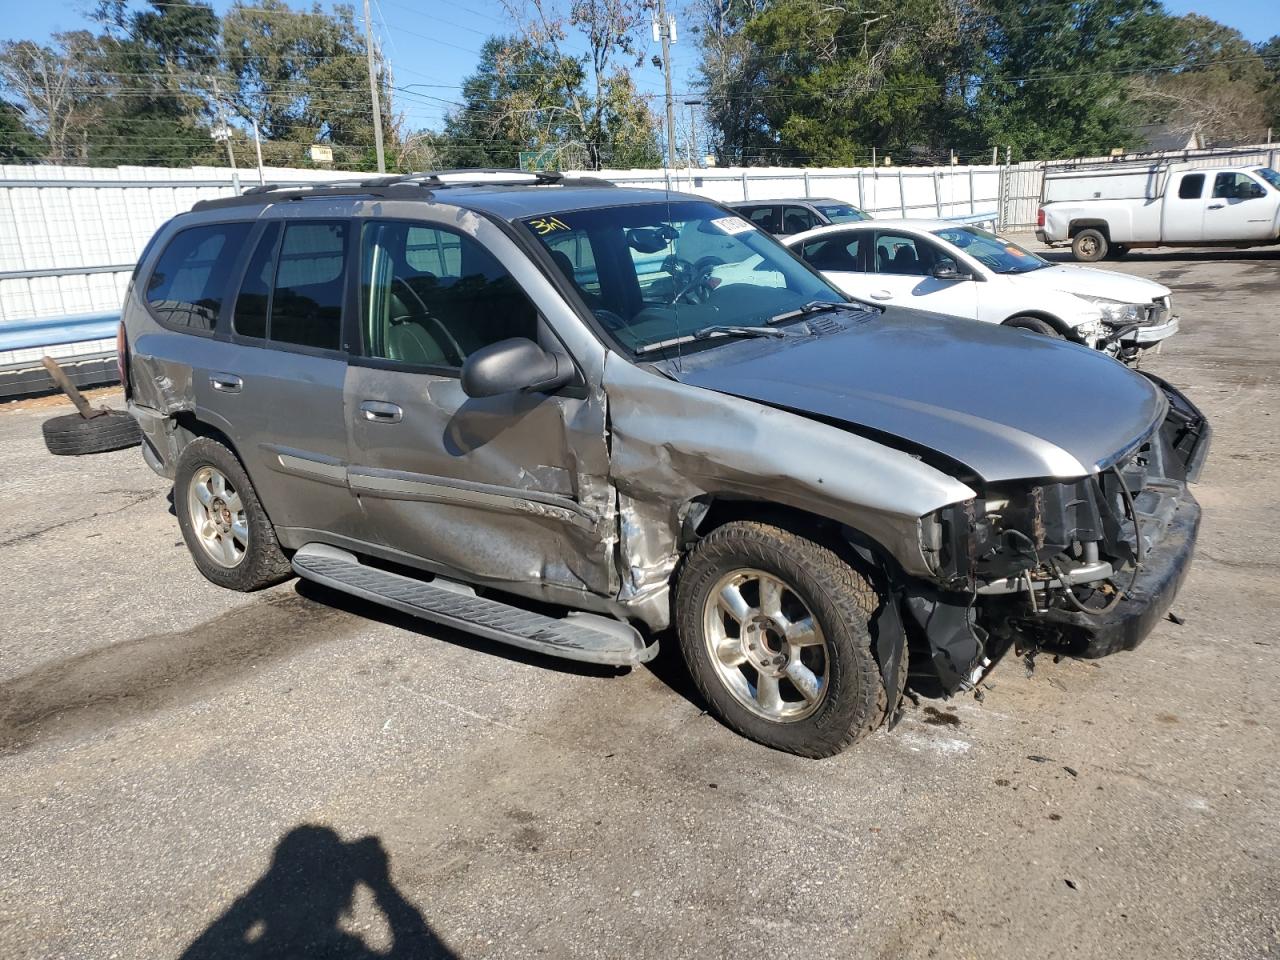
{"left": 1105, "top": 243, "right": 1130, "bottom": 260}
{"left": 174, "top": 437, "right": 293, "bottom": 591}
{"left": 1071, "top": 228, "right": 1108, "bottom": 262}
{"left": 675, "top": 521, "right": 889, "bottom": 758}
{"left": 1004, "top": 315, "right": 1064, "bottom": 338}
{"left": 42, "top": 410, "right": 141, "bottom": 456}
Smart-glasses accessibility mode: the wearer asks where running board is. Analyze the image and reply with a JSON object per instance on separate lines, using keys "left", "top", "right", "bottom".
{"left": 292, "top": 543, "right": 657, "bottom": 666}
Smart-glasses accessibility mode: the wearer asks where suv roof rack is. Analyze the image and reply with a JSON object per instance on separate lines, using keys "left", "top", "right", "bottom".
{"left": 192, "top": 168, "right": 615, "bottom": 212}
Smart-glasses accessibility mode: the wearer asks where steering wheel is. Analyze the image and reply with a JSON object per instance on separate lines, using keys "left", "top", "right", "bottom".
{"left": 390, "top": 277, "right": 466, "bottom": 366}
{"left": 664, "top": 255, "right": 724, "bottom": 305}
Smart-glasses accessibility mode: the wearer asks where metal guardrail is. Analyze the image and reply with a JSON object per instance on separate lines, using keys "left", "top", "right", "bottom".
{"left": 0, "top": 312, "right": 121, "bottom": 352}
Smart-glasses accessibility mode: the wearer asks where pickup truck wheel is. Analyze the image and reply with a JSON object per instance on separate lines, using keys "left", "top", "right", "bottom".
{"left": 675, "top": 521, "right": 888, "bottom": 758}
{"left": 174, "top": 438, "right": 293, "bottom": 591}
{"left": 1072, "top": 228, "right": 1108, "bottom": 262}
{"left": 1005, "top": 315, "right": 1063, "bottom": 338}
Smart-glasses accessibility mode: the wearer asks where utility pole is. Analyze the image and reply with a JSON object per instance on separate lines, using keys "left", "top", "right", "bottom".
{"left": 210, "top": 75, "right": 236, "bottom": 170}
{"left": 363, "top": 0, "right": 386, "bottom": 173}
{"left": 252, "top": 118, "right": 266, "bottom": 186}
{"left": 655, "top": 0, "right": 677, "bottom": 170}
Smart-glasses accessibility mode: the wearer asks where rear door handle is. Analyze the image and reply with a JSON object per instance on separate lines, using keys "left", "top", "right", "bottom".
{"left": 210, "top": 373, "right": 243, "bottom": 394}
{"left": 1208, "top": 203, "right": 1225, "bottom": 209}
{"left": 870, "top": 290, "right": 893, "bottom": 301}
{"left": 360, "top": 400, "right": 403, "bottom": 424}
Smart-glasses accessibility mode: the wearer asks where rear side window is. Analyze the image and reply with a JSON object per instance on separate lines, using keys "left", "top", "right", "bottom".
{"left": 780, "top": 206, "right": 816, "bottom": 235}
{"left": 741, "top": 205, "right": 781, "bottom": 233}
{"left": 272, "top": 223, "right": 347, "bottom": 350}
{"left": 1178, "top": 174, "right": 1204, "bottom": 199}
{"left": 146, "top": 222, "right": 252, "bottom": 331}
{"left": 800, "top": 233, "right": 863, "bottom": 272}
{"left": 231, "top": 221, "right": 347, "bottom": 351}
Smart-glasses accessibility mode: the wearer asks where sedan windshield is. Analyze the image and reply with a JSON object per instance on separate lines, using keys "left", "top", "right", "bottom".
{"left": 931, "top": 225, "right": 1049, "bottom": 274}
{"left": 814, "top": 202, "right": 870, "bottom": 223}
{"left": 524, "top": 200, "right": 845, "bottom": 354}
{"left": 1254, "top": 168, "right": 1280, "bottom": 191}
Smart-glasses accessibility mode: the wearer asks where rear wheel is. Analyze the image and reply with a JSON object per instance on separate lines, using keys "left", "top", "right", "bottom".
{"left": 1071, "top": 228, "right": 1108, "bottom": 262}
{"left": 675, "top": 521, "right": 889, "bottom": 758}
{"left": 1105, "top": 243, "right": 1130, "bottom": 260}
{"left": 174, "top": 438, "right": 293, "bottom": 591}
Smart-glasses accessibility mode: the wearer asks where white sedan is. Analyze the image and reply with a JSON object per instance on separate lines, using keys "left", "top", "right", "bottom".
{"left": 782, "top": 219, "right": 1179, "bottom": 358}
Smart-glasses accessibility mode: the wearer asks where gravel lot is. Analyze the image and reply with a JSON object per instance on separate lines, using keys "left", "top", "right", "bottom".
{"left": 1, "top": 242, "right": 1278, "bottom": 960}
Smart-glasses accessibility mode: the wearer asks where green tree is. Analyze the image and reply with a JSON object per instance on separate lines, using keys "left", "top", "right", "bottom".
{"left": 221, "top": 0, "right": 391, "bottom": 168}
{"left": 969, "top": 0, "right": 1178, "bottom": 159}
{"left": 0, "top": 97, "right": 43, "bottom": 161}
{"left": 1260, "top": 35, "right": 1280, "bottom": 132}
{"left": 87, "top": 0, "right": 223, "bottom": 166}
{"left": 0, "top": 32, "right": 100, "bottom": 162}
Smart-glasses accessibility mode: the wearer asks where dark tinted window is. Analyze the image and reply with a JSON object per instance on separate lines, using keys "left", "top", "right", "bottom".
{"left": 741, "top": 205, "right": 781, "bottom": 233}
{"left": 270, "top": 222, "right": 346, "bottom": 350}
{"left": 800, "top": 232, "right": 863, "bottom": 271}
{"left": 780, "top": 206, "right": 816, "bottom": 235}
{"left": 1177, "top": 173, "right": 1205, "bottom": 200}
{"left": 146, "top": 222, "right": 251, "bottom": 330}
{"left": 360, "top": 221, "right": 537, "bottom": 368}
{"left": 233, "top": 222, "right": 280, "bottom": 339}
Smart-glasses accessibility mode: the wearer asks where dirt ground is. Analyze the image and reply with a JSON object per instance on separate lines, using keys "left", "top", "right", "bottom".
{"left": 1, "top": 242, "right": 1277, "bottom": 960}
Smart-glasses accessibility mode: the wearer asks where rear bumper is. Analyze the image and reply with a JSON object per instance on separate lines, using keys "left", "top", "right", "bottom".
{"left": 1036, "top": 490, "right": 1200, "bottom": 657}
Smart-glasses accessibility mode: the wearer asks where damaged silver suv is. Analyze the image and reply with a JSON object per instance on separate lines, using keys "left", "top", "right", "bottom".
{"left": 122, "top": 171, "right": 1210, "bottom": 757}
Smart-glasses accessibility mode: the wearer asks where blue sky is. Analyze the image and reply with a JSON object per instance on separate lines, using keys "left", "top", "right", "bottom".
{"left": 2, "top": 0, "right": 1275, "bottom": 135}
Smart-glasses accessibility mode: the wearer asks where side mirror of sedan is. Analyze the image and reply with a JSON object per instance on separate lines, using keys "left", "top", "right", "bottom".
{"left": 931, "top": 260, "right": 969, "bottom": 281}
{"left": 460, "top": 337, "right": 573, "bottom": 399}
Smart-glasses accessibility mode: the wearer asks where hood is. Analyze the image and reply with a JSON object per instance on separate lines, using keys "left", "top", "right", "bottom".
{"left": 670, "top": 310, "right": 1166, "bottom": 483}
{"left": 1012, "top": 264, "right": 1170, "bottom": 303}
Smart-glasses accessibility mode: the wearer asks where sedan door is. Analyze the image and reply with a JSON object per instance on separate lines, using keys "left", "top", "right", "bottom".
{"left": 343, "top": 212, "right": 616, "bottom": 597}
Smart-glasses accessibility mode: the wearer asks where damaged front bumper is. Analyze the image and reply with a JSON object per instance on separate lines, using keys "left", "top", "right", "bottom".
{"left": 1033, "top": 490, "right": 1199, "bottom": 657}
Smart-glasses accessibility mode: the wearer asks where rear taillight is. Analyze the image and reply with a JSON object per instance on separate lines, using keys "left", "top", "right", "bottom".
{"left": 116, "top": 321, "right": 130, "bottom": 396}
{"left": 1036, "top": 208, "right": 1045, "bottom": 227}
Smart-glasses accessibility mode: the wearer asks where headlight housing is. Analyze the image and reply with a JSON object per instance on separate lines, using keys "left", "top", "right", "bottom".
{"left": 1076, "top": 294, "right": 1144, "bottom": 325}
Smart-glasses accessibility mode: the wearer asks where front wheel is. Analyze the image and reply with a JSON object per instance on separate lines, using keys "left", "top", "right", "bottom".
{"left": 674, "top": 521, "right": 890, "bottom": 758}
{"left": 1004, "top": 315, "right": 1064, "bottom": 338}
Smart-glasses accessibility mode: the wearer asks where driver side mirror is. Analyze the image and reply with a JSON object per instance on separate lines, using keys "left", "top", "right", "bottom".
{"left": 460, "top": 337, "right": 573, "bottom": 399}
{"left": 931, "top": 260, "right": 969, "bottom": 281}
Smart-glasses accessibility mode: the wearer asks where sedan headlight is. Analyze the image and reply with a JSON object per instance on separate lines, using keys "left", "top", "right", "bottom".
{"left": 1076, "top": 295, "right": 1144, "bottom": 325}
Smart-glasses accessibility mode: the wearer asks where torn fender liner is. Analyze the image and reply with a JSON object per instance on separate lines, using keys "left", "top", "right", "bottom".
{"left": 904, "top": 588, "right": 984, "bottom": 693}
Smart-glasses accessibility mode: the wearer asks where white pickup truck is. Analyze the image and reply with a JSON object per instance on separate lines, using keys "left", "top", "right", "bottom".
{"left": 1037, "top": 163, "right": 1280, "bottom": 261}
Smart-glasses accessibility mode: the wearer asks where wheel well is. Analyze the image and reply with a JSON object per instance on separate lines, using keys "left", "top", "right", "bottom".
{"left": 1001, "top": 311, "right": 1073, "bottom": 337}
{"left": 1068, "top": 219, "right": 1110, "bottom": 239}
{"left": 172, "top": 412, "right": 240, "bottom": 460}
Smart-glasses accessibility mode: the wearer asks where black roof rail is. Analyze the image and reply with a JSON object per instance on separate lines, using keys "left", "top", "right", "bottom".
{"left": 190, "top": 168, "right": 615, "bottom": 212}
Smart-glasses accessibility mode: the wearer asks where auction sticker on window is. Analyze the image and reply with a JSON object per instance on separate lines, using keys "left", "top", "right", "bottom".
{"left": 710, "top": 216, "right": 756, "bottom": 235}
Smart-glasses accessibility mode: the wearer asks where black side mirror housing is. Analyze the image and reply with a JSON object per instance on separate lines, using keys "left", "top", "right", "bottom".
{"left": 931, "top": 261, "right": 968, "bottom": 281}
{"left": 460, "top": 337, "right": 573, "bottom": 399}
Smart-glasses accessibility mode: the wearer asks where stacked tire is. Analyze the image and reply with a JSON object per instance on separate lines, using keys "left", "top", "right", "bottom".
{"left": 42, "top": 411, "right": 141, "bottom": 456}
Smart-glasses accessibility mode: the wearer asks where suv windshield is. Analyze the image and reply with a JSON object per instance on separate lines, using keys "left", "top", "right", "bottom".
{"left": 524, "top": 200, "right": 844, "bottom": 353}
{"left": 1254, "top": 168, "right": 1280, "bottom": 191}
{"left": 814, "top": 202, "right": 869, "bottom": 223}
{"left": 931, "top": 225, "right": 1049, "bottom": 274}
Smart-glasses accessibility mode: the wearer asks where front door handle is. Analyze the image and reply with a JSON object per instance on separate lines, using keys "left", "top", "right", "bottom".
{"left": 210, "top": 373, "right": 243, "bottom": 394}
{"left": 1208, "top": 202, "right": 1225, "bottom": 209}
{"left": 870, "top": 290, "right": 893, "bottom": 301}
{"left": 360, "top": 400, "right": 403, "bottom": 424}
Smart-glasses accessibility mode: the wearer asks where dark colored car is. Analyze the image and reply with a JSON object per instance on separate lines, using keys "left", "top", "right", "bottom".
{"left": 727, "top": 198, "right": 872, "bottom": 236}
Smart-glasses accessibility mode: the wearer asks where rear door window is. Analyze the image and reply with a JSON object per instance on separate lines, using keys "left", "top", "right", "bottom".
{"left": 741, "top": 205, "right": 781, "bottom": 233}
{"left": 1177, "top": 173, "right": 1205, "bottom": 199}
{"left": 270, "top": 222, "right": 347, "bottom": 351}
{"left": 780, "top": 206, "right": 816, "bottom": 235}
{"left": 146, "top": 222, "right": 252, "bottom": 331}
{"left": 799, "top": 232, "right": 864, "bottom": 272}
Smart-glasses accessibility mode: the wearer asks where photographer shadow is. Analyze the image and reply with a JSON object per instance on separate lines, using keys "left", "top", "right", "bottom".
{"left": 179, "top": 824, "right": 456, "bottom": 960}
